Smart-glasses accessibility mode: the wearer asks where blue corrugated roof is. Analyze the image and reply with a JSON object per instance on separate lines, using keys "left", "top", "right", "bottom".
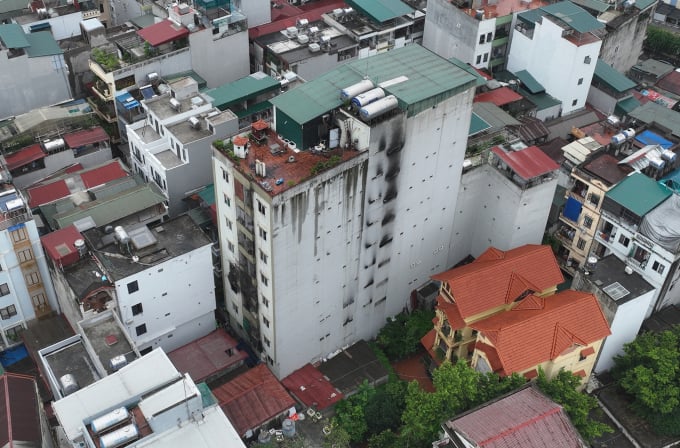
{"left": 116, "top": 92, "right": 140, "bottom": 110}
{"left": 635, "top": 130, "right": 673, "bottom": 149}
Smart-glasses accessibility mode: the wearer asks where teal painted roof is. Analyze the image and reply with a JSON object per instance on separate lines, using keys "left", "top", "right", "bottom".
{"left": 0, "top": 23, "right": 28, "bottom": 48}
{"left": 615, "top": 96, "right": 641, "bottom": 115}
{"left": 25, "top": 31, "right": 62, "bottom": 57}
{"left": 197, "top": 184, "right": 215, "bottom": 205}
{"left": 606, "top": 172, "right": 671, "bottom": 217}
{"left": 270, "top": 45, "right": 477, "bottom": 125}
{"left": 205, "top": 72, "right": 279, "bottom": 110}
{"left": 634, "top": 0, "right": 656, "bottom": 10}
{"left": 469, "top": 113, "right": 491, "bottom": 136}
{"left": 130, "top": 13, "right": 157, "bottom": 29}
{"left": 629, "top": 101, "right": 680, "bottom": 137}
{"left": 520, "top": 0, "right": 605, "bottom": 34}
{"left": 521, "top": 89, "right": 562, "bottom": 110}
{"left": 572, "top": 0, "right": 611, "bottom": 13}
{"left": 345, "top": 0, "right": 414, "bottom": 23}
{"left": 594, "top": 59, "right": 636, "bottom": 93}
{"left": 515, "top": 70, "right": 545, "bottom": 94}
{"left": 449, "top": 57, "right": 488, "bottom": 87}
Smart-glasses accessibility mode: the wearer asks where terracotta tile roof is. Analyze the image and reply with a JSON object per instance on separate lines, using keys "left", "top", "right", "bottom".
{"left": 470, "top": 290, "right": 610, "bottom": 375}
{"left": 421, "top": 329, "right": 439, "bottom": 365}
{"left": 281, "top": 363, "right": 343, "bottom": 410}
{"left": 167, "top": 329, "right": 248, "bottom": 383}
{"left": 437, "top": 295, "right": 466, "bottom": 329}
{"left": 432, "top": 245, "right": 563, "bottom": 319}
{"left": 212, "top": 364, "right": 296, "bottom": 436}
{"left": 447, "top": 386, "right": 584, "bottom": 448}
{"left": 0, "top": 373, "right": 41, "bottom": 447}
{"left": 475, "top": 341, "right": 504, "bottom": 373}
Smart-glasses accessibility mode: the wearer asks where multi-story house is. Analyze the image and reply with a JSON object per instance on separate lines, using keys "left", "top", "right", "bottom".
{"left": 88, "top": 2, "right": 249, "bottom": 141}
{"left": 423, "top": 0, "right": 547, "bottom": 70}
{"left": 422, "top": 244, "right": 611, "bottom": 388}
{"left": 593, "top": 172, "right": 680, "bottom": 317}
{"left": 127, "top": 77, "right": 239, "bottom": 217}
{"left": 507, "top": 1, "right": 604, "bottom": 116}
{"left": 587, "top": 59, "right": 638, "bottom": 118}
{"left": 42, "top": 214, "right": 216, "bottom": 354}
{"left": 556, "top": 150, "right": 630, "bottom": 274}
{"left": 213, "top": 45, "right": 479, "bottom": 378}
{"left": 0, "top": 24, "right": 71, "bottom": 120}
{"left": 0, "top": 166, "right": 59, "bottom": 348}
{"left": 51, "top": 348, "right": 246, "bottom": 448}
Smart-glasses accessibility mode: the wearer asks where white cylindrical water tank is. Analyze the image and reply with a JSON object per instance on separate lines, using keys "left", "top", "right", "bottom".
{"left": 282, "top": 419, "right": 296, "bottom": 437}
{"left": 114, "top": 226, "right": 130, "bottom": 244}
{"left": 359, "top": 95, "right": 399, "bottom": 121}
{"left": 99, "top": 424, "right": 139, "bottom": 448}
{"left": 340, "top": 79, "right": 374, "bottom": 101}
{"left": 611, "top": 133, "right": 626, "bottom": 145}
{"left": 91, "top": 407, "right": 128, "bottom": 434}
{"left": 43, "top": 138, "right": 65, "bottom": 152}
{"left": 622, "top": 128, "right": 636, "bottom": 139}
{"left": 351, "top": 87, "right": 385, "bottom": 108}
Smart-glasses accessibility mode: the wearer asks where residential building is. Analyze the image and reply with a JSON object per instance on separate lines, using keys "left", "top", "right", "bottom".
{"left": 42, "top": 214, "right": 215, "bottom": 354}
{"left": 452, "top": 142, "right": 559, "bottom": 261}
{"left": 214, "top": 45, "right": 479, "bottom": 377}
{"left": 507, "top": 1, "right": 604, "bottom": 116}
{"left": 38, "top": 309, "right": 140, "bottom": 399}
{"left": 587, "top": 59, "right": 638, "bottom": 117}
{"left": 629, "top": 58, "right": 674, "bottom": 84}
{"left": 493, "top": 69, "right": 563, "bottom": 121}
{"left": 210, "top": 364, "right": 296, "bottom": 438}
{"left": 5, "top": 126, "right": 113, "bottom": 189}
{"left": 574, "top": 254, "right": 655, "bottom": 373}
{"left": 11, "top": 0, "right": 105, "bottom": 40}
{"left": 436, "top": 386, "right": 587, "bottom": 448}
{"left": 593, "top": 172, "right": 680, "bottom": 317}
{"left": 51, "top": 348, "right": 246, "bottom": 448}
{"left": 423, "top": 0, "right": 547, "bottom": 70}
{"left": 421, "top": 245, "right": 611, "bottom": 388}
{"left": 0, "top": 24, "right": 71, "bottom": 120}
{"left": 556, "top": 149, "right": 630, "bottom": 274}
{"left": 0, "top": 372, "right": 54, "bottom": 448}
{"left": 88, "top": 2, "right": 248, "bottom": 141}
{"left": 127, "top": 77, "right": 239, "bottom": 216}
{"left": 0, "top": 167, "right": 59, "bottom": 348}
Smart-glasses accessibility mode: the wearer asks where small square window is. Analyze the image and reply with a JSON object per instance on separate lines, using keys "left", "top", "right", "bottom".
{"left": 479, "top": 34, "right": 485, "bottom": 44}
{"left": 577, "top": 238, "right": 586, "bottom": 250}
{"left": 476, "top": 55, "right": 482, "bottom": 64}
{"left": 259, "top": 227, "right": 267, "bottom": 241}
{"left": 135, "top": 324, "right": 147, "bottom": 336}
{"left": 584, "top": 55, "right": 592, "bottom": 64}
{"left": 618, "top": 235, "right": 630, "bottom": 247}
{"left": 483, "top": 52, "right": 489, "bottom": 62}
{"left": 0, "top": 283, "right": 9, "bottom": 296}
{"left": 127, "top": 281, "right": 139, "bottom": 294}
{"left": 653, "top": 261, "right": 666, "bottom": 275}
{"left": 232, "top": 302, "right": 239, "bottom": 313}
{"left": 487, "top": 32, "right": 492, "bottom": 41}
{"left": 264, "top": 336, "right": 271, "bottom": 347}
{"left": 132, "top": 303, "right": 143, "bottom": 316}
{"left": 222, "top": 168, "right": 229, "bottom": 182}
{"left": 227, "top": 241, "right": 235, "bottom": 253}
{"left": 577, "top": 78, "right": 584, "bottom": 85}
{"left": 263, "top": 316, "right": 270, "bottom": 328}
{"left": 259, "top": 250, "right": 268, "bottom": 264}
{"left": 262, "top": 296, "right": 269, "bottom": 308}
{"left": 260, "top": 273, "right": 269, "bottom": 287}
{"left": 572, "top": 99, "right": 578, "bottom": 106}
{"left": 257, "top": 200, "right": 266, "bottom": 215}
{"left": 583, "top": 215, "right": 593, "bottom": 229}
{"left": 224, "top": 194, "right": 231, "bottom": 207}
{"left": 225, "top": 218, "right": 232, "bottom": 230}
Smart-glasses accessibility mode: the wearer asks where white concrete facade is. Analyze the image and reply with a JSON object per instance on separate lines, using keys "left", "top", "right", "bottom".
{"left": 507, "top": 16, "right": 601, "bottom": 116}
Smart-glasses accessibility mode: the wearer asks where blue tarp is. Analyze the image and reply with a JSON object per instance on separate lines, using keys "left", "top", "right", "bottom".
{"left": 635, "top": 130, "right": 673, "bottom": 149}
{"left": 115, "top": 92, "right": 140, "bottom": 110}
{"left": 563, "top": 197, "right": 583, "bottom": 222}
{"left": 0, "top": 344, "right": 28, "bottom": 367}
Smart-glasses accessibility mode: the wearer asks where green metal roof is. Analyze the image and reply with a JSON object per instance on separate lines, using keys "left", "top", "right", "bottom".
{"left": 571, "top": 0, "right": 611, "bottom": 13}
{"left": 519, "top": 1, "right": 605, "bottom": 34}
{"left": 615, "top": 96, "right": 641, "bottom": 115}
{"left": 197, "top": 183, "right": 215, "bottom": 205}
{"left": 515, "top": 70, "right": 545, "bottom": 94}
{"left": 629, "top": 101, "right": 680, "bottom": 138}
{"left": 634, "top": 0, "right": 656, "bottom": 10}
{"left": 594, "top": 59, "right": 636, "bottom": 93}
{"left": 606, "top": 172, "right": 671, "bottom": 217}
{"left": 235, "top": 100, "right": 271, "bottom": 118}
{"left": 345, "top": 0, "right": 414, "bottom": 23}
{"left": 187, "top": 206, "right": 212, "bottom": 227}
{"left": 0, "top": 23, "right": 28, "bottom": 48}
{"left": 130, "top": 13, "right": 157, "bottom": 29}
{"left": 521, "top": 89, "right": 562, "bottom": 110}
{"left": 449, "top": 57, "right": 487, "bottom": 87}
{"left": 204, "top": 72, "right": 279, "bottom": 110}
{"left": 25, "top": 31, "right": 62, "bottom": 57}
{"left": 0, "top": 0, "right": 28, "bottom": 14}
{"left": 270, "top": 45, "right": 478, "bottom": 125}
{"left": 469, "top": 113, "right": 491, "bottom": 136}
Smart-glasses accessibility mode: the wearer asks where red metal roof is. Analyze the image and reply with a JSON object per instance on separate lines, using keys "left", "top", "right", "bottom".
{"left": 27, "top": 180, "right": 70, "bottom": 208}
{"left": 432, "top": 245, "right": 563, "bottom": 320}
{"left": 470, "top": 290, "right": 610, "bottom": 375}
{"left": 421, "top": 329, "right": 439, "bottom": 365}
{"left": 281, "top": 364, "right": 344, "bottom": 410}
{"left": 137, "top": 20, "right": 189, "bottom": 47}
{"left": 40, "top": 225, "right": 83, "bottom": 268}
{"left": 63, "top": 127, "right": 109, "bottom": 148}
{"left": 212, "top": 364, "right": 296, "bottom": 436}
{"left": 474, "top": 87, "right": 523, "bottom": 106}
{"left": 80, "top": 161, "right": 128, "bottom": 189}
{"left": 0, "top": 373, "right": 42, "bottom": 447}
{"left": 4, "top": 144, "right": 45, "bottom": 171}
{"left": 491, "top": 145, "right": 560, "bottom": 180}
{"left": 449, "top": 386, "right": 584, "bottom": 448}
{"left": 251, "top": 119, "right": 269, "bottom": 131}
{"left": 167, "top": 329, "right": 247, "bottom": 383}
{"left": 249, "top": 0, "right": 346, "bottom": 39}
{"left": 65, "top": 163, "right": 84, "bottom": 173}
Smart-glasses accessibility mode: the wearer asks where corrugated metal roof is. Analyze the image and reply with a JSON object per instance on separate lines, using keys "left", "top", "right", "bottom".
{"left": 474, "top": 86, "right": 523, "bottom": 106}
{"left": 4, "top": 144, "right": 45, "bottom": 171}
{"left": 473, "top": 102, "right": 520, "bottom": 129}
{"left": 40, "top": 225, "right": 83, "bottom": 268}
{"left": 0, "top": 373, "right": 42, "bottom": 447}
{"left": 571, "top": 0, "right": 611, "bottom": 13}
{"left": 0, "top": 23, "right": 28, "bottom": 48}
{"left": 594, "top": 59, "right": 636, "bottom": 93}
{"left": 197, "top": 183, "right": 215, "bottom": 206}
{"left": 281, "top": 364, "right": 344, "bottom": 410}
{"left": 137, "top": 20, "right": 189, "bottom": 46}
{"left": 515, "top": 70, "right": 545, "bottom": 94}
{"left": 270, "top": 45, "right": 477, "bottom": 124}
{"left": 80, "top": 160, "right": 128, "bottom": 189}
{"left": 27, "top": 180, "right": 70, "bottom": 208}
{"left": 63, "top": 126, "right": 109, "bottom": 148}
{"left": 629, "top": 101, "right": 680, "bottom": 137}
{"left": 345, "top": 0, "right": 414, "bottom": 23}
{"left": 449, "top": 387, "right": 585, "bottom": 448}
{"left": 491, "top": 145, "right": 560, "bottom": 180}
{"left": 615, "top": 96, "right": 641, "bottom": 115}
{"left": 606, "top": 172, "right": 672, "bottom": 217}
{"left": 469, "top": 113, "right": 491, "bottom": 136}
{"left": 634, "top": 0, "right": 657, "bottom": 11}
{"left": 24, "top": 31, "right": 62, "bottom": 57}
{"left": 534, "top": 0, "right": 605, "bottom": 33}
{"left": 204, "top": 72, "right": 279, "bottom": 110}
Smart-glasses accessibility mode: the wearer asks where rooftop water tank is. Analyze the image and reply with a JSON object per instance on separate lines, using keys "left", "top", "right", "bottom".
{"left": 59, "top": 374, "right": 79, "bottom": 396}
{"left": 340, "top": 79, "right": 374, "bottom": 101}
{"left": 282, "top": 419, "right": 296, "bottom": 437}
{"left": 611, "top": 133, "right": 626, "bottom": 145}
{"left": 359, "top": 95, "right": 399, "bottom": 121}
{"left": 91, "top": 407, "right": 129, "bottom": 434}
{"left": 351, "top": 87, "right": 385, "bottom": 108}
{"left": 622, "top": 128, "right": 636, "bottom": 139}
{"left": 43, "top": 138, "right": 65, "bottom": 152}
{"left": 99, "top": 424, "right": 139, "bottom": 448}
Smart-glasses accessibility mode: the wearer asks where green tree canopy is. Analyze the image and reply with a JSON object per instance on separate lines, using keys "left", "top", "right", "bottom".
{"left": 376, "top": 310, "right": 435, "bottom": 360}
